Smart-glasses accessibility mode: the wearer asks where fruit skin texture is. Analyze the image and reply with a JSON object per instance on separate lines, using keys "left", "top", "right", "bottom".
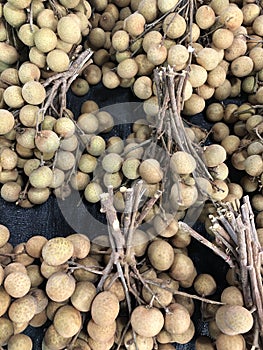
{"left": 91, "top": 291, "right": 120, "bottom": 326}
{"left": 53, "top": 305, "right": 82, "bottom": 338}
{"left": 42, "top": 237, "right": 74, "bottom": 266}
{"left": 215, "top": 305, "right": 254, "bottom": 335}
{"left": 130, "top": 305, "right": 164, "bottom": 337}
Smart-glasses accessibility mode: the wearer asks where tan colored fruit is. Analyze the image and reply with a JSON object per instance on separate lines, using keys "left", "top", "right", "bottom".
{"left": 195, "top": 5, "right": 216, "bottom": 29}
{"left": 193, "top": 273, "right": 217, "bottom": 296}
{"left": 244, "top": 154, "right": 263, "bottom": 176}
{"left": 84, "top": 182, "right": 103, "bottom": 203}
{"left": 147, "top": 44, "right": 167, "bottom": 65}
{"left": 87, "top": 319, "right": 116, "bottom": 343}
{"left": 3, "top": 86, "right": 24, "bottom": 108}
{"left": 123, "top": 12, "right": 146, "bottom": 37}
{"left": 8, "top": 295, "right": 37, "bottom": 323}
{"left": 139, "top": 159, "right": 163, "bottom": 183}
{"left": 252, "top": 14, "right": 263, "bottom": 36}
{"left": 153, "top": 213, "right": 178, "bottom": 238}
{"left": 169, "top": 253, "right": 195, "bottom": 281}
{"left": 47, "top": 49, "right": 70, "bottom": 73}
{"left": 0, "top": 317, "right": 13, "bottom": 346}
{"left": 44, "top": 325, "right": 71, "bottom": 350}
{"left": 215, "top": 305, "right": 253, "bottom": 335}
{"left": 34, "top": 27, "right": 57, "bottom": 53}
{"left": 7, "top": 334, "right": 32, "bottom": 350}
{"left": 0, "top": 42, "right": 19, "bottom": 65}
{"left": 216, "top": 334, "right": 245, "bottom": 350}
{"left": 212, "top": 28, "right": 234, "bottom": 50}
{"left": 188, "top": 64, "right": 207, "bottom": 88}
{"left": 207, "top": 65, "right": 226, "bottom": 88}
{"left": 46, "top": 271, "right": 76, "bottom": 302}
{"left": 22, "top": 81, "right": 46, "bottom": 105}
{"left": 0, "top": 110, "right": 14, "bottom": 135}
{"left": 183, "top": 94, "right": 205, "bottom": 116}
{"left": 57, "top": 15, "right": 81, "bottom": 44}
{"left": 54, "top": 305, "right": 81, "bottom": 338}
{"left": 195, "top": 335, "right": 214, "bottom": 350}
{"left": 133, "top": 76, "right": 152, "bottom": 100}
{"left": 73, "top": 256, "right": 101, "bottom": 283}
{"left": 42, "top": 237, "right": 74, "bottom": 266}
{"left": 131, "top": 305, "right": 164, "bottom": 337}
{"left": 1, "top": 181, "right": 21, "bottom": 202}
{"left": 147, "top": 239, "right": 174, "bottom": 271}
{"left": 170, "top": 151, "right": 196, "bottom": 175}
{"left": 158, "top": 0, "right": 179, "bottom": 13}
{"left": 165, "top": 303, "right": 191, "bottom": 335}
{"left": 170, "top": 182, "right": 198, "bottom": 209}
{"left": 142, "top": 31, "right": 162, "bottom": 53}
{"left": 142, "top": 277, "right": 173, "bottom": 308}
{"left": 230, "top": 56, "right": 253, "bottom": 78}
{"left": 71, "top": 281, "right": 96, "bottom": 312}
{"left": 196, "top": 48, "right": 220, "bottom": 71}
{"left": 4, "top": 271, "right": 31, "bottom": 298}
{"left": 91, "top": 291, "right": 119, "bottom": 326}
{"left": 221, "top": 286, "right": 243, "bottom": 306}
{"left": 163, "top": 13, "right": 186, "bottom": 39}
{"left": 0, "top": 286, "right": 11, "bottom": 317}
{"left": 203, "top": 144, "right": 226, "bottom": 168}
{"left": 219, "top": 4, "right": 243, "bottom": 31}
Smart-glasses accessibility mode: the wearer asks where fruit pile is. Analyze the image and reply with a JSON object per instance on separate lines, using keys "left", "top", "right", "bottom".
{"left": 0, "top": 0, "right": 263, "bottom": 349}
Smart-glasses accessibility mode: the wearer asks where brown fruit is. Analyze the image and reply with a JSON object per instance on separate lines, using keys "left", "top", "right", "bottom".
{"left": 91, "top": 291, "right": 120, "bottom": 326}
{"left": 130, "top": 305, "right": 164, "bottom": 337}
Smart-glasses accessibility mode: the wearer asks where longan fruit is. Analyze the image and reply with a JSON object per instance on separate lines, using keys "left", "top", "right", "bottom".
{"left": 216, "top": 334, "right": 245, "bottom": 350}
{"left": 138, "top": 0, "right": 158, "bottom": 23}
{"left": 36, "top": 8, "right": 58, "bottom": 30}
{"left": 244, "top": 154, "right": 263, "bottom": 177}
{"left": 44, "top": 325, "right": 71, "bottom": 350}
{"left": 157, "top": 0, "right": 178, "bottom": 13}
{"left": 0, "top": 42, "right": 19, "bottom": 65}
{"left": 163, "top": 13, "right": 186, "bottom": 39}
{"left": 73, "top": 256, "right": 101, "bottom": 283}
{"left": 215, "top": 305, "right": 253, "bottom": 335}
{"left": 122, "top": 158, "right": 140, "bottom": 179}
{"left": 0, "top": 317, "right": 13, "bottom": 346}
{"left": 0, "top": 286, "right": 11, "bottom": 317}
{"left": 147, "top": 240, "right": 174, "bottom": 271}
{"left": 188, "top": 64, "right": 207, "bottom": 88}
{"left": 203, "top": 144, "right": 227, "bottom": 168}
{"left": 102, "top": 70, "right": 121, "bottom": 89}
{"left": 22, "top": 81, "right": 46, "bottom": 105}
{"left": 42, "top": 237, "right": 74, "bottom": 266}
{"left": 78, "top": 154, "right": 97, "bottom": 173}
{"left": 195, "top": 5, "right": 216, "bottom": 29}
{"left": 212, "top": 28, "right": 234, "bottom": 49}
{"left": 46, "top": 271, "right": 76, "bottom": 302}
{"left": 0, "top": 224, "right": 10, "bottom": 247}
{"left": 165, "top": 302, "right": 191, "bottom": 335}
{"left": 53, "top": 305, "right": 82, "bottom": 338}
{"left": 170, "top": 151, "right": 196, "bottom": 175}
{"left": 27, "top": 187, "right": 50, "bottom": 205}
{"left": 133, "top": 76, "right": 152, "bottom": 100}
{"left": 219, "top": 4, "right": 243, "bottom": 31}
{"left": 83, "top": 64, "right": 102, "bottom": 85}
{"left": 123, "top": 12, "right": 145, "bottom": 37}
{"left": 70, "top": 281, "right": 96, "bottom": 312}
{"left": 33, "top": 27, "right": 57, "bottom": 53}
{"left": 207, "top": 65, "right": 226, "bottom": 88}
{"left": 142, "top": 31, "right": 162, "bottom": 53}
{"left": 230, "top": 56, "right": 254, "bottom": 78}
{"left": 221, "top": 135, "right": 240, "bottom": 155}
{"left": 195, "top": 336, "right": 214, "bottom": 350}
{"left": 212, "top": 122, "right": 230, "bottom": 142}
{"left": 0, "top": 110, "right": 15, "bottom": 135}
{"left": 224, "top": 37, "right": 247, "bottom": 62}
{"left": 84, "top": 182, "right": 103, "bottom": 203}
{"left": 29, "top": 166, "right": 53, "bottom": 189}
{"left": 7, "top": 334, "right": 32, "bottom": 350}
{"left": 3, "top": 86, "right": 24, "bottom": 109}
{"left": 87, "top": 319, "right": 116, "bottom": 343}
{"left": 57, "top": 15, "right": 81, "bottom": 44}
{"left": 117, "top": 58, "right": 138, "bottom": 79}
{"left": 248, "top": 141, "right": 263, "bottom": 156}
{"left": 183, "top": 94, "right": 205, "bottom": 116}
{"left": 66, "top": 233, "right": 90, "bottom": 259}
{"left": 96, "top": 111, "right": 114, "bottom": 133}
{"left": 0, "top": 181, "right": 21, "bottom": 202}
{"left": 29, "top": 309, "right": 47, "bottom": 328}
{"left": 4, "top": 271, "right": 31, "bottom": 298}
{"left": 153, "top": 213, "right": 178, "bottom": 238}
{"left": 26, "top": 265, "right": 44, "bottom": 287}
{"left": 196, "top": 48, "right": 220, "bottom": 71}
{"left": 86, "top": 135, "right": 106, "bottom": 156}
{"left": 193, "top": 273, "right": 217, "bottom": 296}
{"left": 139, "top": 159, "right": 163, "bottom": 183}
{"left": 142, "top": 277, "right": 173, "bottom": 308}
{"left": 46, "top": 49, "right": 70, "bottom": 73}
{"left": 102, "top": 153, "right": 123, "bottom": 173}
{"left": 8, "top": 295, "right": 37, "bottom": 323}
{"left": 169, "top": 253, "right": 195, "bottom": 281}
{"left": 221, "top": 286, "right": 244, "bottom": 306}
{"left": 252, "top": 14, "right": 263, "bottom": 36}
{"left": 91, "top": 291, "right": 119, "bottom": 326}
{"left": 131, "top": 306, "right": 164, "bottom": 337}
